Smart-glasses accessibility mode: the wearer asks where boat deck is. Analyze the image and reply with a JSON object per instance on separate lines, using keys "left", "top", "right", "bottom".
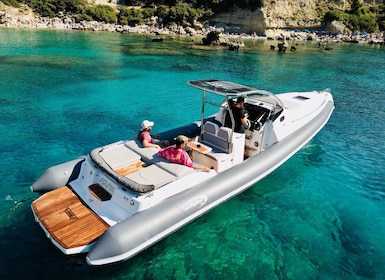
{"left": 32, "top": 186, "right": 110, "bottom": 252}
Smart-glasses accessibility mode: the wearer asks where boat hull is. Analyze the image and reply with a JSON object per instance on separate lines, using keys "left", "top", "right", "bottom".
{"left": 30, "top": 79, "right": 334, "bottom": 266}
{"left": 86, "top": 99, "right": 334, "bottom": 265}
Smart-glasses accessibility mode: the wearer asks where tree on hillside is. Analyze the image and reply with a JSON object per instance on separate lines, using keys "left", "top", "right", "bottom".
{"left": 351, "top": 0, "right": 363, "bottom": 14}
{"left": 86, "top": 5, "right": 116, "bottom": 23}
{"left": 27, "top": 0, "right": 87, "bottom": 17}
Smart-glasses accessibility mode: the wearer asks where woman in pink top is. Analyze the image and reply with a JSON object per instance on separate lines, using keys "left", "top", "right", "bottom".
{"left": 158, "top": 135, "right": 210, "bottom": 172}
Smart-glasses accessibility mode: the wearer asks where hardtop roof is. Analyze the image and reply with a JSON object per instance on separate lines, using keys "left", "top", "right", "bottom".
{"left": 187, "top": 79, "right": 257, "bottom": 96}
{"left": 188, "top": 79, "right": 284, "bottom": 110}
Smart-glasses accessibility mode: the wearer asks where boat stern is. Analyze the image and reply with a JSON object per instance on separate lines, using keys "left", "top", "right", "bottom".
{"left": 31, "top": 186, "right": 110, "bottom": 255}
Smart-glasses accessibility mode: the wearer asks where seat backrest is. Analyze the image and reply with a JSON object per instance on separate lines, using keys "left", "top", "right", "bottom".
{"left": 200, "top": 122, "right": 232, "bottom": 153}
{"left": 203, "top": 121, "right": 219, "bottom": 135}
{"left": 201, "top": 121, "right": 220, "bottom": 145}
{"left": 217, "top": 127, "right": 232, "bottom": 142}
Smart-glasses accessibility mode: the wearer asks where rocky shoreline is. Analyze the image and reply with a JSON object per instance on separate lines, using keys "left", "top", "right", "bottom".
{"left": 1, "top": 3, "right": 384, "bottom": 46}
{"left": 0, "top": 3, "right": 208, "bottom": 35}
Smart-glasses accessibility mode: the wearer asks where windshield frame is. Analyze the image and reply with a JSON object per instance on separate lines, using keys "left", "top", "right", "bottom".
{"left": 188, "top": 79, "right": 284, "bottom": 122}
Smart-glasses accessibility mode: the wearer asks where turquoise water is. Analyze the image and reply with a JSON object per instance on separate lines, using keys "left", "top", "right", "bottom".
{"left": 0, "top": 28, "right": 384, "bottom": 279}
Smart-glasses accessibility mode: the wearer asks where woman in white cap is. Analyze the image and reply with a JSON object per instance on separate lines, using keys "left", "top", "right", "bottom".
{"left": 137, "top": 120, "right": 170, "bottom": 149}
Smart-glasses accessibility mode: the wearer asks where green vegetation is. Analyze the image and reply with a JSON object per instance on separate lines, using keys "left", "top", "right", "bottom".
{"left": 118, "top": 0, "right": 263, "bottom": 13}
{"left": 1, "top": 0, "right": 20, "bottom": 8}
{"left": 1, "top": 0, "right": 384, "bottom": 32}
{"left": 26, "top": 0, "right": 87, "bottom": 18}
{"left": 118, "top": 3, "right": 211, "bottom": 26}
{"left": 1, "top": 0, "right": 262, "bottom": 26}
{"left": 377, "top": 4, "right": 385, "bottom": 30}
{"left": 323, "top": 1, "right": 385, "bottom": 33}
{"left": 86, "top": 4, "right": 116, "bottom": 23}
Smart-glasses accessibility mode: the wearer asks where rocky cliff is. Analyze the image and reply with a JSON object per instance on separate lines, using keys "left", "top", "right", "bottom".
{"left": 212, "top": 0, "right": 382, "bottom": 34}
{"left": 212, "top": 0, "right": 349, "bottom": 34}
{"left": 87, "top": 0, "right": 378, "bottom": 34}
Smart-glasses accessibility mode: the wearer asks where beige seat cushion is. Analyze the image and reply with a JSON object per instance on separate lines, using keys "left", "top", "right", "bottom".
{"left": 126, "top": 164, "right": 176, "bottom": 189}
{"left": 99, "top": 145, "right": 141, "bottom": 170}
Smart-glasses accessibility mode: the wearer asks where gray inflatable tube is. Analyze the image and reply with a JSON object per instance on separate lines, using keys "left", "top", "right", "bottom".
{"left": 30, "top": 158, "right": 84, "bottom": 193}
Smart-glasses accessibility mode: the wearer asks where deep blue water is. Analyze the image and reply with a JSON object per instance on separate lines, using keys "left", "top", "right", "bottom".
{"left": 0, "top": 27, "right": 384, "bottom": 279}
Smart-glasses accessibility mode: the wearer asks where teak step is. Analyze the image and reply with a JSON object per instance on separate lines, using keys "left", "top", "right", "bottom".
{"left": 114, "top": 160, "right": 144, "bottom": 176}
{"left": 32, "top": 186, "right": 110, "bottom": 251}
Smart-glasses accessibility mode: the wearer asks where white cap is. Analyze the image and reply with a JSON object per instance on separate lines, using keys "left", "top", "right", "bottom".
{"left": 141, "top": 120, "right": 154, "bottom": 129}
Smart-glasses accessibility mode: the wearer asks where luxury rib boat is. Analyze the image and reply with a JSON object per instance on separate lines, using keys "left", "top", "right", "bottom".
{"left": 30, "top": 79, "right": 334, "bottom": 266}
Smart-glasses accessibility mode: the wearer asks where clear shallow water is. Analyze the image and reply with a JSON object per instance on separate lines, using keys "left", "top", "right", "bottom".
{"left": 0, "top": 28, "right": 384, "bottom": 279}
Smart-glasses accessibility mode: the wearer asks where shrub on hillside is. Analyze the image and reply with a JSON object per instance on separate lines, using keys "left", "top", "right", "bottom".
{"left": 357, "top": 14, "right": 377, "bottom": 33}
{"left": 76, "top": 13, "right": 92, "bottom": 22}
{"left": 379, "top": 4, "right": 385, "bottom": 30}
{"left": 323, "top": 7, "right": 379, "bottom": 32}
{"left": 27, "top": 0, "right": 87, "bottom": 17}
{"left": 1, "top": 0, "right": 20, "bottom": 8}
{"left": 86, "top": 5, "right": 116, "bottom": 23}
{"left": 118, "top": 3, "right": 211, "bottom": 27}
{"left": 118, "top": 7, "right": 144, "bottom": 25}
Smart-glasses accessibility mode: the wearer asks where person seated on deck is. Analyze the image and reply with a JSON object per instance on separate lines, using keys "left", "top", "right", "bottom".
{"left": 137, "top": 120, "right": 170, "bottom": 149}
{"left": 158, "top": 135, "right": 211, "bottom": 172}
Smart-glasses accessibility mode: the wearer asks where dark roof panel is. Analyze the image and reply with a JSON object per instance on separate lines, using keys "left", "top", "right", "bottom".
{"left": 188, "top": 80, "right": 257, "bottom": 96}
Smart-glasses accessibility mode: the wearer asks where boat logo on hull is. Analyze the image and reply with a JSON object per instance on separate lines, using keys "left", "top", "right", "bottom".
{"left": 182, "top": 195, "right": 208, "bottom": 211}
